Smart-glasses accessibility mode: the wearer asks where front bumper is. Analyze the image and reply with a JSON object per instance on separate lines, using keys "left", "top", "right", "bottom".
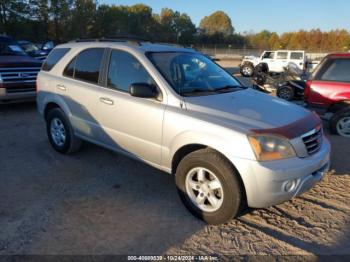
{"left": 230, "top": 137, "right": 331, "bottom": 208}
{"left": 0, "top": 87, "right": 36, "bottom": 101}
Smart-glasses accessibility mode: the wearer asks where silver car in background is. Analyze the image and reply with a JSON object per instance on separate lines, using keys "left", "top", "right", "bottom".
{"left": 37, "top": 39, "right": 330, "bottom": 224}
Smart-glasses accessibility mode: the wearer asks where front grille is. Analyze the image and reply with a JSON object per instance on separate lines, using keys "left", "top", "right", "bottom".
{"left": 6, "top": 87, "right": 36, "bottom": 94}
{"left": 0, "top": 67, "right": 41, "bottom": 84}
{"left": 302, "top": 127, "right": 323, "bottom": 155}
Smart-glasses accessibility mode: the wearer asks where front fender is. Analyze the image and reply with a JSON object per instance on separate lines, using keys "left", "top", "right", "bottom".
{"left": 166, "top": 129, "right": 255, "bottom": 170}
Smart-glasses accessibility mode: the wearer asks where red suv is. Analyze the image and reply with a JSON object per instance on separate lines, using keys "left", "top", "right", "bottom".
{"left": 305, "top": 53, "right": 350, "bottom": 137}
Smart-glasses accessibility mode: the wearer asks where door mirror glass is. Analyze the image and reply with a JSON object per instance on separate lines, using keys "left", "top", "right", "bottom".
{"left": 129, "top": 83, "right": 159, "bottom": 99}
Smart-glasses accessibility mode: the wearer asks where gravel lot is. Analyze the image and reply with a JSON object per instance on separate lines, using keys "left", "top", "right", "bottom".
{"left": 0, "top": 70, "right": 349, "bottom": 256}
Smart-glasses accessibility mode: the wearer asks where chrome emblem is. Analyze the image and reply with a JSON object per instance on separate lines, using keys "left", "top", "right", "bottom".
{"left": 19, "top": 73, "right": 30, "bottom": 78}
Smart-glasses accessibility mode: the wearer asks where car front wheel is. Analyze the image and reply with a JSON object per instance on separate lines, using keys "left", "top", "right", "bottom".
{"left": 330, "top": 108, "right": 350, "bottom": 137}
{"left": 240, "top": 63, "right": 254, "bottom": 77}
{"left": 46, "top": 108, "right": 82, "bottom": 154}
{"left": 175, "top": 149, "right": 243, "bottom": 224}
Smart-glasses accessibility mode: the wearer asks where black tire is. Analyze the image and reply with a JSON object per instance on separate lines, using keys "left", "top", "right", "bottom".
{"left": 330, "top": 108, "right": 350, "bottom": 137}
{"left": 277, "top": 85, "right": 295, "bottom": 101}
{"left": 240, "top": 63, "right": 254, "bottom": 77}
{"left": 46, "top": 108, "right": 82, "bottom": 154}
{"left": 175, "top": 148, "right": 243, "bottom": 224}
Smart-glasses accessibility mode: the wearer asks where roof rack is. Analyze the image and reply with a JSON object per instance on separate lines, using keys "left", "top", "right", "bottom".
{"left": 68, "top": 37, "right": 193, "bottom": 49}
{"left": 69, "top": 36, "right": 152, "bottom": 46}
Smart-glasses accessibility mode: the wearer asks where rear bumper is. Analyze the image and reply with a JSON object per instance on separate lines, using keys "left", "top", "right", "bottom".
{"left": 229, "top": 137, "right": 331, "bottom": 208}
{"left": 0, "top": 87, "right": 36, "bottom": 101}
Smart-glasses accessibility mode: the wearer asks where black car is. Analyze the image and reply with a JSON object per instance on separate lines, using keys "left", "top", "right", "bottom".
{"left": 18, "top": 40, "right": 50, "bottom": 61}
{"left": 0, "top": 36, "right": 42, "bottom": 101}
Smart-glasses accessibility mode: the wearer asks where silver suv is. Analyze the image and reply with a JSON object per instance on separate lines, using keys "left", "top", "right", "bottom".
{"left": 37, "top": 39, "right": 330, "bottom": 224}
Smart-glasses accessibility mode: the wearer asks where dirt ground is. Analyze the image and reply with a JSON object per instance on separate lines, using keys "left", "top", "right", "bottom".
{"left": 0, "top": 74, "right": 349, "bottom": 257}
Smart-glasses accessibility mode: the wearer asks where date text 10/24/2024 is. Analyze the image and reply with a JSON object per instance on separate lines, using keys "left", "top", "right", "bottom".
{"left": 127, "top": 255, "right": 219, "bottom": 261}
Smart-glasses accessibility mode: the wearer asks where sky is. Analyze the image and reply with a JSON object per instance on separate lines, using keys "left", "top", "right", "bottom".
{"left": 100, "top": 0, "right": 350, "bottom": 34}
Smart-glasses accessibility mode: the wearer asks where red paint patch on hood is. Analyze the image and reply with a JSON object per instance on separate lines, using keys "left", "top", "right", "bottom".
{"left": 251, "top": 112, "right": 321, "bottom": 139}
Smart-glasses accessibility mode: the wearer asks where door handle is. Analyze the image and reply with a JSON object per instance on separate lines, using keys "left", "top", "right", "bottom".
{"left": 99, "top": 97, "right": 114, "bottom": 105}
{"left": 56, "top": 84, "right": 66, "bottom": 91}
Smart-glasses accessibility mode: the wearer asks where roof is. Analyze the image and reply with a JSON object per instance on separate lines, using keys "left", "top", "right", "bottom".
{"left": 328, "top": 53, "right": 350, "bottom": 58}
{"left": 57, "top": 39, "right": 195, "bottom": 53}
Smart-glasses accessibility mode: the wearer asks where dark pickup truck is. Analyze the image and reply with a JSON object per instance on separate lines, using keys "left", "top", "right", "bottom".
{"left": 0, "top": 36, "right": 42, "bottom": 101}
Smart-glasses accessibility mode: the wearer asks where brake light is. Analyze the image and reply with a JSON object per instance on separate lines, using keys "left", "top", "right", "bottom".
{"left": 304, "top": 80, "right": 311, "bottom": 101}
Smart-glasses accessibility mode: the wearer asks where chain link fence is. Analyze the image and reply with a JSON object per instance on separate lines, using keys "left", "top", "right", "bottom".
{"left": 194, "top": 45, "right": 332, "bottom": 61}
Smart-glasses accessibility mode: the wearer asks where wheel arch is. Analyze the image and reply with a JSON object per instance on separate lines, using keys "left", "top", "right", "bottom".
{"left": 328, "top": 100, "right": 350, "bottom": 113}
{"left": 171, "top": 143, "right": 248, "bottom": 205}
{"left": 44, "top": 102, "right": 61, "bottom": 120}
{"left": 41, "top": 95, "right": 72, "bottom": 121}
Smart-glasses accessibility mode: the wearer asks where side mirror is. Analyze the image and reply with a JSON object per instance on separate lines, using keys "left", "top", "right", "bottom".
{"left": 129, "top": 83, "right": 159, "bottom": 100}
{"left": 42, "top": 41, "right": 54, "bottom": 50}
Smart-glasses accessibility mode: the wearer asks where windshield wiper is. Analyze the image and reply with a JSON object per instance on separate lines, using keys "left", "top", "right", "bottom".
{"left": 181, "top": 88, "right": 217, "bottom": 96}
{"left": 214, "top": 85, "right": 242, "bottom": 93}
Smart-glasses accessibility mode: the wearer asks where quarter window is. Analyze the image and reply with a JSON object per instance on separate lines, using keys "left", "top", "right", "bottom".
{"left": 290, "top": 52, "right": 303, "bottom": 60}
{"left": 107, "top": 50, "right": 155, "bottom": 92}
{"left": 42, "top": 48, "right": 70, "bottom": 71}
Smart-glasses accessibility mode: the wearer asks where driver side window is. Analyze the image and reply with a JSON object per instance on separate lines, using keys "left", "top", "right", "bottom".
{"left": 107, "top": 50, "right": 156, "bottom": 92}
{"left": 262, "top": 52, "right": 275, "bottom": 59}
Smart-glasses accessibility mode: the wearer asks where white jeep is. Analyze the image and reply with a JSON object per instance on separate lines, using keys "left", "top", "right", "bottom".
{"left": 240, "top": 50, "right": 306, "bottom": 77}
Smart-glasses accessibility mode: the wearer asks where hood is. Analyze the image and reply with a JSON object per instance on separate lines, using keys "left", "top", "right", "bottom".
{"left": 243, "top": 55, "right": 259, "bottom": 61}
{"left": 184, "top": 88, "right": 318, "bottom": 137}
{"left": 0, "top": 55, "right": 42, "bottom": 68}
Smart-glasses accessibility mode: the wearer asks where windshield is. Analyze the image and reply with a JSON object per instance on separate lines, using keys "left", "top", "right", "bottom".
{"left": 147, "top": 52, "right": 243, "bottom": 96}
{"left": 19, "top": 42, "right": 39, "bottom": 53}
{"left": 0, "top": 40, "right": 26, "bottom": 56}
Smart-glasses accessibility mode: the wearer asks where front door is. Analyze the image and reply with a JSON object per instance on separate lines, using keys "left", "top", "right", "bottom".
{"left": 261, "top": 51, "right": 276, "bottom": 71}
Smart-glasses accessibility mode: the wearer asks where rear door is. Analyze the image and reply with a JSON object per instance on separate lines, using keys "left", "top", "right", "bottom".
{"left": 274, "top": 51, "right": 289, "bottom": 72}
{"left": 57, "top": 48, "right": 106, "bottom": 139}
{"left": 96, "top": 49, "right": 166, "bottom": 165}
{"left": 309, "top": 57, "right": 350, "bottom": 108}
{"left": 289, "top": 51, "right": 305, "bottom": 70}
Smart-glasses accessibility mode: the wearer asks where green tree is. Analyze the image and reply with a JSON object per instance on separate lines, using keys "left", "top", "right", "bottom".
{"left": 158, "top": 8, "right": 195, "bottom": 44}
{"left": 199, "top": 11, "right": 234, "bottom": 36}
{"left": 48, "top": 0, "right": 74, "bottom": 43}
{"left": 69, "top": 0, "right": 97, "bottom": 39}
{"left": 93, "top": 4, "right": 129, "bottom": 38}
{"left": 127, "top": 4, "right": 158, "bottom": 38}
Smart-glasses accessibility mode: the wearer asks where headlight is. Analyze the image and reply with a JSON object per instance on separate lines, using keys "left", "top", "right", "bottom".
{"left": 248, "top": 134, "right": 296, "bottom": 161}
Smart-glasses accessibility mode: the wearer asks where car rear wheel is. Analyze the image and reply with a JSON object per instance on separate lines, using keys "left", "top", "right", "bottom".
{"left": 240, "top": 63, "right": 254, "bottom": 77}
{"left": 277, "top": 85, "right": 295, "bottom": 101}
{"left": 330, "top": 108, "right": 350, "bottom": 137}
{"left": 46, "top": 108, "right": 82, "bottom": 153}
{"left": 175, "top": 148, "right": 243, "bottom": 224}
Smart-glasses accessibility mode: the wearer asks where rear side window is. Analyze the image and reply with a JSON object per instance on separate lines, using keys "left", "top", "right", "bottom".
{"left": 63, "top": 48, "right": 104, "bottom": 84}
{"left": 319, "top": 59, "right": 350, "bottom": 82}
{"left": 276, "top": 52, "right": 288, "bottom": 59}
{"left": 74, "top": 48, "right": 104, "bottom": 84}
{"left": 42, "top": 48, "right": 70, "bottom": 71}
{"left": 290, "top": 52, "right": 303, "bottom": 60}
